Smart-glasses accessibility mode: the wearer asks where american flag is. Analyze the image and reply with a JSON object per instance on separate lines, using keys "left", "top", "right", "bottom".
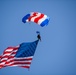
{"left": 0, "top": 40, "right": 39, "bottom": 69}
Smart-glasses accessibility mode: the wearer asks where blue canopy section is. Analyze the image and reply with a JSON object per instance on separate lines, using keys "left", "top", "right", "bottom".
{"left": 15, "top": 40, "right": 39, "bottom": 57}
{"left": 22, "top": 14, "right": 30, "bottom": 23}
{"left": 40, "top": 17, "right": 50, "bottom": 27}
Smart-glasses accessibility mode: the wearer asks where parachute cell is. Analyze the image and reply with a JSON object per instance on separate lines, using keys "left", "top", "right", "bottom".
{"left": 22, "top": 14, "right": 30, "bottom": 23}
{"left": 22, "top": 12, "right": 50, "bottom": 27}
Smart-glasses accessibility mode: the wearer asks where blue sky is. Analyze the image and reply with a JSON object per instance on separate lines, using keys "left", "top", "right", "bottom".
{"left": 0, "top": 0, "right": 76, "bottom": 75}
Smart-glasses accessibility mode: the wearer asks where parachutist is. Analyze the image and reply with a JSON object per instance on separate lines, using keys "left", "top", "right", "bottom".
{"left": 37, "top": 34, "right": 41, "bottom": 41}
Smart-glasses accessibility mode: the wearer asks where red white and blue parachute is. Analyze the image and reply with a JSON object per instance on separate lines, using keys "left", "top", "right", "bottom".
{"left": 22, "top": 12, "right": 50, "bottom": 27}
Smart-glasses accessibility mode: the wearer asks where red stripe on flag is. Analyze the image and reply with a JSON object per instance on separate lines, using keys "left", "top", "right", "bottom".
{"left": 14, "top": 58, "right": 32, "bottom": 61}
{"left": 21, "top": 66, "right": 30, "bottom": 68}
{"left": 11, "top": 62, "right": 31, "bottom": 65}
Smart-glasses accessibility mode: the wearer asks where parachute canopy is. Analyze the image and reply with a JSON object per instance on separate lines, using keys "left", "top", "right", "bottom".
{"left": 22, "top": 12, "right": 50, "bottom": 27}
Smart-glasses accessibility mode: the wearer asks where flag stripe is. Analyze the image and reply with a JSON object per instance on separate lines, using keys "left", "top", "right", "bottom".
{"left": 8, "top": 64, "right": 30, "bottom": 67}
{"left": 21, "top": 66, "right": 30, "bottom": 68}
